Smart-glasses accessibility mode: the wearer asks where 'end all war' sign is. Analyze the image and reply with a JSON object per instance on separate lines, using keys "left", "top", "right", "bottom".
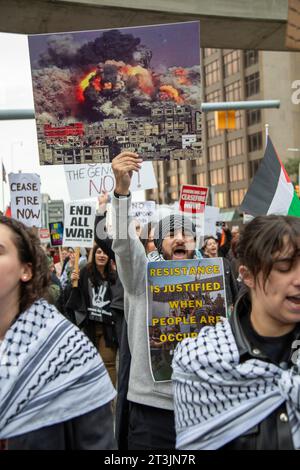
{"left": 8, "top": 173, "right": 42, "bottom": 228}
{"left": 63, "top": 202, "right": 96, "bottom": 248}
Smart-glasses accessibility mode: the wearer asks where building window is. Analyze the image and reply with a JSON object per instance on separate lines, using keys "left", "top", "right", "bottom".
{"left": 204, "top": 48, "right": 218, "bottom": 57}
{"left": 249, "top": 159, "right": 262, "bottom": 178}
{"left": 244, "top": 50, "right": 259, "bottom": 68}
{"left": 207, "top": 118, "right": 222, "bottom": 138}
{"left": 179, "top": 173, "right": 187, "bottom": 185}
{"left": 208, "top": 144, "right": 223, "bottom": 162}
{"left": 170, "top": 175, "right": 177, "bottom": 186}
{"left": 227, "top": 138, "right": 244, "bottom": 158}
{"left": 248, "top": 132, "right": 262, "bottom": 152}
{"left": 225, "top": 81, "right": 241, "bottom": 101}
{"left": 230, "top": 189, "right": 246, "bottom": 207}
{"left": 245, "top": 72, "right": 260, "bottom": 97}
{"left": 223, "top": 50, "right": 240, "bottom": 77}
{"left": 210, "top": 168, "right": 225, "bottom": 185}
{"left": 214, "top": 192, "right": 227, "bottom": 208}
{"left": 227, "top": 110, "right": 243, "bottom": 133}
{"left": 193, "top": 172, "right": 207, "bottom": 186}
{"left": 205, "top": 89, "right": 221, "bottom": 102}
{"left": 246, "top": 109, "right": 261, "bottom": 126}
{"left": 204, "top": 60, "right": 221, "bottom": 87}
{"left": 229, "top": 163, "right": 245, "bottom": 182}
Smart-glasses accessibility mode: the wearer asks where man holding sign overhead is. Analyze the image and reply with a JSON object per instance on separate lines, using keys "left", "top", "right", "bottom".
{"left": 111, "top": 151, "right": 203, "bottom": 450}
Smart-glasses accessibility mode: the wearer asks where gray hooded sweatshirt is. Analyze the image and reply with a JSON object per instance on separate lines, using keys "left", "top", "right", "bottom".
{"left": 112, "top": 193, "right": 173, "bottom": 410}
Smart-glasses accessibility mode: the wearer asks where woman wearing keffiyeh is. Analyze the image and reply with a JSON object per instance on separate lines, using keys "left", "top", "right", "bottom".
{"left": 0, "top": 216, "right": 116, "bottom": 450}
{"left": 172, "top": 215, "right": 300, "bottom": 450}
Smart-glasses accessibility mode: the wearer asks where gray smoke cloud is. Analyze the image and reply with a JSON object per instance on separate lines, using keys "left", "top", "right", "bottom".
{"left": 31, "top": 30, "right": 201, "bottom": 121}
{"left": 38, "top": 34, "right": 81, "bottom": 68}
{"left": 99, "top": 100, "right": 123, "bottom": 117}
{"left": 32, "top": 67, "right": 76, "bottom": 119}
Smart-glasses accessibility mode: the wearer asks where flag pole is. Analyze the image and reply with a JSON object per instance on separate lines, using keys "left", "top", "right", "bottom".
{"left": 0, "top": 156, "right": 5, "bottom": 213}
{"left": 265, "top": 123, "right": 269, "bottom": 148}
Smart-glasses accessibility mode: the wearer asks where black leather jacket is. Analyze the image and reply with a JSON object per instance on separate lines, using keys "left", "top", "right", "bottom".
{"left": 222, "top": 294, "right": 300, "bottom": 450}
{"left": 7, "top": 404, "right": 117, "bottom": 450}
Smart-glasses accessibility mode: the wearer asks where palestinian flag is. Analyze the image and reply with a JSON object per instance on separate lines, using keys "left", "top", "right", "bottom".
{"left": 241, "top": 138, "right": 300, "bottom": 217}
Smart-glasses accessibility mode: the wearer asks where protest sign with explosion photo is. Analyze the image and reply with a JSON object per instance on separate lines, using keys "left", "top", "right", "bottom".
{"left": 28, "top": 22, "right": 201, "bottom": 165}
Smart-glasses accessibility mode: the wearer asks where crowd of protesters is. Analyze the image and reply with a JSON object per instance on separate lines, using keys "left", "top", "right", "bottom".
{"left": 1, "top": 150, "right": 300, "bottom": 450}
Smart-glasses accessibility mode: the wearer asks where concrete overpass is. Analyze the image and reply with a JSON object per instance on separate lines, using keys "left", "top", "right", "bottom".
{"left": 1, "top": 0, "right": 300, "bottom": 51}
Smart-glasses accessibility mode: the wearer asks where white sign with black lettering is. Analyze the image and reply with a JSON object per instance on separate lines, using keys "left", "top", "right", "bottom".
{"left": 9, "top": 173, "right": 42, "bottom": 227}
{"left": 130, "top": 201, "right": 156, "bottom": 225}
{"left": 64, "top": 162, "right": 157, "bottom": 200}
{"left": 63, "top": 202, "right": 96, "bottom": 247}
{"left": 204, "top": 206, "right": 220, "bottom": 237}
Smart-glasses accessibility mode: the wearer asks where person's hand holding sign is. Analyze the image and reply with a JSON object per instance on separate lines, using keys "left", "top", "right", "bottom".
{"left": 71, "top": 270, "right": 80, "bottom": 284}
{"left": 112, "top": 151, "right": 142, "bottom": 196}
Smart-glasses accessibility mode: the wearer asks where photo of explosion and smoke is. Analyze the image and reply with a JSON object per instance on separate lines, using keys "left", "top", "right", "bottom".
{"left": 28, "top": 22, "right": 201, "bottom": 166}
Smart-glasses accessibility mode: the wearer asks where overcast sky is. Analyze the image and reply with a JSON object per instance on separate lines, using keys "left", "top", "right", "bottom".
{"left": 0, "top": 32, "right": 145, "bottom": 211}
{"left": 28, "top": 21, "right": 200, "bottom": 69}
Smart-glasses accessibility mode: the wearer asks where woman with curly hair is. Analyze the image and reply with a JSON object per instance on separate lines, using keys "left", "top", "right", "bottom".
{"left": 0, "top": 216, "right": 116, "bottom": 450}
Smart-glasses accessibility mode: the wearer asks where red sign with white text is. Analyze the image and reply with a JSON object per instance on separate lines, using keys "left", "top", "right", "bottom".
{"left": 179, "top": 184, "right": 208, "bottom": 214}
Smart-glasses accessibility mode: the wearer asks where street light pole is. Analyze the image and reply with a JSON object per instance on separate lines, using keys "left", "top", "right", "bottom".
{"left": 201, "top": 100, "right": 280, "bottom": 112}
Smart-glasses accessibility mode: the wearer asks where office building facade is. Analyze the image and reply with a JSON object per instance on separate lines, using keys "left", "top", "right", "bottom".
{"left": 147, "top": 48, "right": 300, "bottom": 213}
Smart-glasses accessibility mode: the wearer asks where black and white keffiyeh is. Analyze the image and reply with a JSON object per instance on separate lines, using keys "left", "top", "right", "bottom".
{"left": 0, "top": 299, "right": 116, "bottom": 439}
{"left": 147, "top": 250, "right": 164, "bottom": 262}
{"left": 172, "top": 319, "right": 300, "bottom": 450}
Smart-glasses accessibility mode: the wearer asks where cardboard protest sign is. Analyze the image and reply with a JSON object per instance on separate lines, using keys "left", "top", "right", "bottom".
{"left": 179, "top": 184, "right": 208, "bottom": 214}
{"left": 28, "top": 22, "right": 201, "bottom": 165}
{"left": 63, "top": 202, "right": 96, "bottom": 247}
{"left": 9, "top": 173, "right": 42, "bottom": 227}
{"left": 49, "top": 222, "right": 64, "bottom": 246}
{"left": 147, "top": 258, "right": 227, "bottom": 382}
{"left": 130, "top": 201, "right": 156, "bottom": 226}
{"left": 64, "top": 162, "right": 157, "bottom": 200}
{"left": 204, "top": 205, "right": 220, "bottom": 237}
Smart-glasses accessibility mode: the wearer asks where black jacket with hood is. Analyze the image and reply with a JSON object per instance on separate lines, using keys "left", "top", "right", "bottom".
{"left": 65, "top": 265, "right": 118, "bottom": 348}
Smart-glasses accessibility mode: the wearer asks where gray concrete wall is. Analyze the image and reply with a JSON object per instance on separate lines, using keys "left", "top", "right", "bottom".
{"left": 64, "top": 0, "right": 288, "bottom": 20}
{"left": 0, "top": 0, "right": 292, "bottom": 51}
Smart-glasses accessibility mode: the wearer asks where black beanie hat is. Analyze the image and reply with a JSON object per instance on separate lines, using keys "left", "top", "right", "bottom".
{"left": 154, "top": 214, "right": 196, "bottom": 254}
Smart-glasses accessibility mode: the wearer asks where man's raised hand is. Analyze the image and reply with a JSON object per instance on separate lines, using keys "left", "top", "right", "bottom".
{"left": 112, "top": 151, "right": 142, "bottom": 196}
